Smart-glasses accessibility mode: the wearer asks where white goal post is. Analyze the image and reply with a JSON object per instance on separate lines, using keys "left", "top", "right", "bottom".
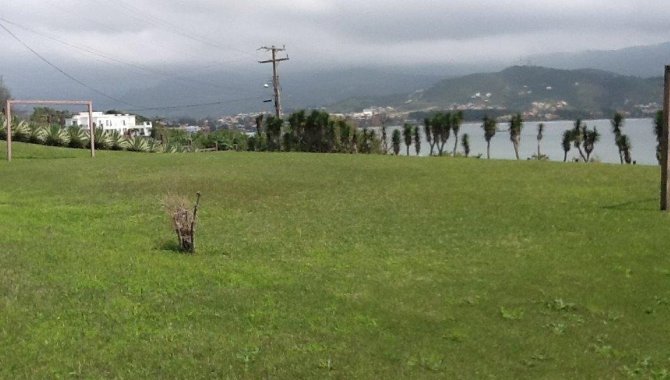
{"left": 4, "top": 99, "right": 95, "bottom": 161}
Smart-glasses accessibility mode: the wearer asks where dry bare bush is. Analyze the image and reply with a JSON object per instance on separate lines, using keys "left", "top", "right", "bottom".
{"left": 162, "top": 192, "right": 201, "bottom": 253}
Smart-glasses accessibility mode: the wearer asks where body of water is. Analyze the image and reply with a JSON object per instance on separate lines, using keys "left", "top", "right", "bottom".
{"left": 381, "top": 118, "right": 658, "bottom": 165}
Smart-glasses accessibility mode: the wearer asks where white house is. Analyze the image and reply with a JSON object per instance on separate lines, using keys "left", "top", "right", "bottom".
{"left": 64, "top": 112, "right": 152, "bottom": 137}
{"left": 183, "top": 125, "right": 201, "bottom": 134}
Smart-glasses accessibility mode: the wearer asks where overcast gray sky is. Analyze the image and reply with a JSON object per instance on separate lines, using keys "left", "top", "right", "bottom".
{"left": 3, "top": 0, "right": 670, "bottom": 70}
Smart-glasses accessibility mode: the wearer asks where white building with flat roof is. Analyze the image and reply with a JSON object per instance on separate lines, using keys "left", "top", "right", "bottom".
{"left": 65, "top": 112, "right": 152, "bottom": 137}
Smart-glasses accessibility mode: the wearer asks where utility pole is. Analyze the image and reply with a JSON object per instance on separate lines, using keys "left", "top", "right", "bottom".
{"left": 661, "top": 65, "right": 670, "bottom": 210}
{"left": 258, "top": 45, "right": 289, "bottom": 118}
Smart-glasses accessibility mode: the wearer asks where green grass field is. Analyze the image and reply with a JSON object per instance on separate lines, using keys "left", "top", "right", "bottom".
{"left": 1, "top": 142, "right": 670, "bottom": 378}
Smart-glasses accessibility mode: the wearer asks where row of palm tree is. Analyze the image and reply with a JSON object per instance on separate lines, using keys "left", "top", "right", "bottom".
{"left": 392, "top": 119, "right": 474, "bottom": 158}
{"left": 391, "top": 112, "right": 641, "bottom": 163}
{"left": 391, "top": 112, "right": 525, "bottom": 159}
{"left": 390, "top": 111, "right": 467, "bottom": 156}
{"left": 485, "top": 112, "right": 642, "bottom": 163}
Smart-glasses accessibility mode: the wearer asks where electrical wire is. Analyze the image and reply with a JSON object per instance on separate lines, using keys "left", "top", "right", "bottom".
{"left": 0, "top": 14, "right": 269, "bottom": 114}
{"left": 125, "top": 96, "right": 264, "bottom": 112}
{"left": 0, "top": 17, "right": 252, "bottom": 93}
{"left": 0, "top": 20, "right": 137, "bottom": 107}
{"left": 97, "top": 0, "right": 255, "bottom": 58}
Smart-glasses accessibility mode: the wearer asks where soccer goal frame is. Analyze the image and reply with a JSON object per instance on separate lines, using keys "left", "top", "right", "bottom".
{"left": 4, "top": 99, "right": 95, "bottom": 161}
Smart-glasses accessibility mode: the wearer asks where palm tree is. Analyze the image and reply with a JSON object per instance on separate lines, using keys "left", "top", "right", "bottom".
{"left": 610, "top": 112, "right": 630, "bottom": 164}
{"left": 509, "top": 113, "right": 523, "bottom": 160}
{"left": 324, "top": 120, "right": 337, "bottom": 153}
{"left": 430, "top": 114, "right": 442, "bottom": 156}
{"left": 304, "top": 110, "right": 330, "bottom": 152}
{"left": 561, "top": 129, "right": 572, "bottom": 162}
{"left": 338, "top": 120, "right": 351, "bottom": 153}
{"left": 618, "top": 134, "right": 632, "bottom": 164}
{"left": 350, "top": 128, "right": 363, "bottom": 153}
{"left": 434, "top": 112, "right": 451, "bottom": 156}
{"left": 482, "top": 115, "right": 497, "bottom": 159}
{"left": 255, "top": 114, "right": 264, "bottom": 136}
{"left": 451, "top": 111, "right": 463, "bottom": 156}
{"left": 536, "top": 123, "right": 544, "bottom": 159}
{"left": 392, "top": 129, "right": 401, "bottom": 156}
{"left": 361, "top": 128, "right": 377, "bottom": 154}
{"left": 265, "top": 116, "right": 283, "bottom": 152}
{"left": 572, "top": 119, "right": 587, "bottom": 161}
{"left": 654, "top": 110, "right": 663, "bottom": 164}
{"left": 461, "top": 133, "right": 470, "bottom": 158}
{"left": 288, "top": 110, "right": 306, "bottom": 151}
{"left": 402, "top": 123, "right": 413, "bottom": 156}
{"left": 423, "top": 118, "right": 435, "bottom": 156}
{"left": 413, "top": 125, "right": 421, "bottom": 156}
{"left": 583, "top": 126, "right": 600, "bottom": 162}
{"left": 378, "top": 114, "right": 389, "bottom": 154}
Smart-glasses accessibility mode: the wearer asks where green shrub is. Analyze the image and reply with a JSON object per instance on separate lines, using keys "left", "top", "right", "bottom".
{"left": 125, "top": 136, "right": 149, "bottom": 152}
{"left": 12, "top": 121, "right": 31, "bottom": 142}
{"left": 164, "top": 144, "right": 179, "bottom": 153}
{"left": 0, "top": 114, "right": 6, "bottom": 140}
{"left": 44, "top": 125, "right": 70, "bottom": 146}
{"left": 68, "top": 126, "right": 89, "bottom": 148}
{"left": 108, "top": 130, "right": 126, "bottom": 150}
{"left": 28, "top": 124, "right": 47, "bottom": 144}
{"left": 147, "top": 138, "right": 163, "bottom": 153}
{"left": 90, "top": 128, "right": 110, "bottom": 150}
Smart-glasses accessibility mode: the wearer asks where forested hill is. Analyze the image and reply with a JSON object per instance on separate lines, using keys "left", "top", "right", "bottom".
{"left": 328, "top": 66, "right": 663, "bottom": 119}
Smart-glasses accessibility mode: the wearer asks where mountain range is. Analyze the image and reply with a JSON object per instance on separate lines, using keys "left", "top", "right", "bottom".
{"left": 329, "top": 66, "right": 663, "bottom": 120}
{"left": 2, "top": 41, "right": 669, "bottom": 119}
{"left": 119, "top": 40, "right": 670, "bottom": 118}
{"left": 526, "top": 41, "right": 670, "bottom": 78}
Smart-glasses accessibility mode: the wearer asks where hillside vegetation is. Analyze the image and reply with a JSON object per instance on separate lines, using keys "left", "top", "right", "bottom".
{"left": 330, "top": 66, "right": 662, "bottom": 119}
{"left": 1, "top": 143, "right": 669, "bottom": 378}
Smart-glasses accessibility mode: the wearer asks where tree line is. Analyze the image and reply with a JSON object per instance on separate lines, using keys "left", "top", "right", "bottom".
{"left": 2, "top": 102, "right": 665, "bottom": 165}
{"left": 248, "top": 110, "right": 383, "bottom": 154}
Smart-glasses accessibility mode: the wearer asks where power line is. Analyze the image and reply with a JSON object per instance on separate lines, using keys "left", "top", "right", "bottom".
{"left": 43, "top": 0, "right": 248, "bottom": 66}
{"left": 0, "top": 17, "right": 251, "bottom": 93}
{"left": 0, "top": 20, "right": 136, "bottom": 107}
{"left": 125, "top": 96, "right": 264, "bottom": 113}
{"left": 99, "top": 0, "right": 255, "bottom": 58}
{"left": 0, "top": 16, "right": 265, "bottom": 115}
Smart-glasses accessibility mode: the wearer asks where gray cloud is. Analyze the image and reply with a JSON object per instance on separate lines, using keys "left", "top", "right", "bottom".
{"left": 3, "top": 0, "right": 670, "bottom": 70}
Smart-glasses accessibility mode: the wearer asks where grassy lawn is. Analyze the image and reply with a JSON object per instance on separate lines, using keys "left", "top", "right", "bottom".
{"left": 1, "top": 142, "right": 669, "bottom": 378}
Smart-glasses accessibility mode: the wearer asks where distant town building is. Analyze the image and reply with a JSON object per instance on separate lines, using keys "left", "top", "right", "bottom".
{"left": 183, "top": 125, "right": 201, "bottom": 134}
{"left": 64, "top": 112, "right": 153, "bottom": 136}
